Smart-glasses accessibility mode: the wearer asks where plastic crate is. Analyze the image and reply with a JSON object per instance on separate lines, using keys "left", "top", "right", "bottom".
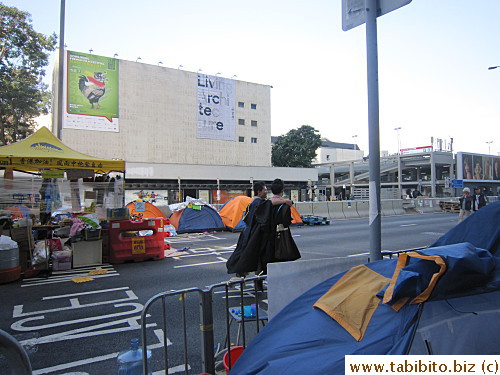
{"left": 108, "top": 219, "right": 165, "bottom": 264}
{"left": 84, "top": 228, "right": 102, "bottom": 241}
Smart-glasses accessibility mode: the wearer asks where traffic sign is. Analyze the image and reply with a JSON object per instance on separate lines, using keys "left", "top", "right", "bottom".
{"left": 342, "top": 0, "right": 412, "bottom": 31}
{"left": 451, "top": 180, "right": 464, "bottom": 188}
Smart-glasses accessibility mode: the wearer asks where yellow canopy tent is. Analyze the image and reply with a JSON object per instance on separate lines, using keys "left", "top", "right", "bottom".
{"left": 0, "top": 127, "right": 125, "bottom": 173}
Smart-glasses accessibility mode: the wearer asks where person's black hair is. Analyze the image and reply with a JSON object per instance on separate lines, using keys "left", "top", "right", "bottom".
{"left": 270, "top": 178, "right": 284, "bottom": 195}
{"left": 253, "top": 181, "right": 266, "bottom": 196}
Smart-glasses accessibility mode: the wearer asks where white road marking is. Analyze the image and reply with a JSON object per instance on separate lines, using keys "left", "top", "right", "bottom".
{"left": 32, "top": 329, "right": 171, "bottom": 375}
{"left": 12, "top": 303, "right": 144, "bottom": 331}
{"left": 17, "top": 315, "right": 157, "bottom": 346}
{"left": 22, "top": 266, "right": 119, "bottom": 287}
{"left": 400, "top": 224, "right": 417, "bottom": 227}
{"left": 42, "top": 287, "right": 132, "bottom": 300}
{"left": 174, "top": 257, "right": 227, "bottom": 268}
{"left": 14, "top": 290, "right": 138, "bottom": 318}
{"left": 167, "top": 234, "right": 224, "bottom": 243}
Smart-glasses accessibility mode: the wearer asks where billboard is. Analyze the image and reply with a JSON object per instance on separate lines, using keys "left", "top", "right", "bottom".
{"left": 457, "top": 152, "right": 500, "bottom": 182}
{"left": 64, "top": 51, "right": 119, "bottom": 132}
{"left": 400, "top": 145, "right": 433, "bottom": 155}
{"left": 197, "top": 74, "right": 236, "bottom": 141}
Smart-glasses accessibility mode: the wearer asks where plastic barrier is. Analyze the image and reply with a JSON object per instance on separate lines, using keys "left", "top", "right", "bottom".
{"left": 109, "top": 218, "right": 165, "bottom": 264}
{"left": 311, "top": 202, "right": 330, "bottom": 219}
{"left": 341, "top": 201, "right": 359, "bottom": 218}
{"left": 327, "top": 201, "right": 346, "bottom": 219}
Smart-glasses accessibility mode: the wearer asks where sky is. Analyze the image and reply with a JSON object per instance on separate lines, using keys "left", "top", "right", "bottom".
{"left": 4, "top": 0, "right": 500, "bottom": 156}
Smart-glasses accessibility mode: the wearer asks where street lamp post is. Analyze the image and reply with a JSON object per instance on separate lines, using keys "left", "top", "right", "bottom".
{"left": 486, "top": 141, "right": 493, "bottom": 155}
{"left": 394, "top": 127, "right": 402, "bottom": 154}
{"left": 352, "top": 135, "right": 358, "bottom": 151}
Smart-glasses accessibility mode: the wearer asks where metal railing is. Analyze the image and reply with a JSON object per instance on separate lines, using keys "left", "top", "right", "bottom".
{"left": 140, "top": 275, "right": 267, "bottom": 375}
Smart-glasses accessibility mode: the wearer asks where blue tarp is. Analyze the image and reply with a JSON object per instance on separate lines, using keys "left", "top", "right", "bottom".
{"left": 230, "top": 202, "right": 500, "bottom": 374}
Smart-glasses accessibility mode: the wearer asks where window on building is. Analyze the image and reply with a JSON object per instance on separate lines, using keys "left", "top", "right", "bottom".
{"left": 251, "top": 120, "right": 257, "bottom": 127}
{"left": 239, "top": 136, "right": 245, "bottom": 142}
{"left": 238, "top": 102, "right": 245, "bottom": 108}
{"left": 251, "top": 137, "right": 257, "bottom": 143}
{"left": 238, "top": 119, "right": 245, "bottom": 125}
{"left": 251, "top": 103, "right": 257, "bottom": 110}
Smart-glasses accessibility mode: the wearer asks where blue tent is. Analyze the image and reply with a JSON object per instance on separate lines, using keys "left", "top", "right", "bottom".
{"left": 170, "top": 205, "right": 224, "bottom": 234}
{"left": 230, "top": 202, "right": 500, "bottom": 374}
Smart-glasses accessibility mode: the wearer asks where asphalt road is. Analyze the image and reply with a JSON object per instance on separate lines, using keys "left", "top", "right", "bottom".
{"left": 0, "top": 212, "right": 459, "bottom": 374}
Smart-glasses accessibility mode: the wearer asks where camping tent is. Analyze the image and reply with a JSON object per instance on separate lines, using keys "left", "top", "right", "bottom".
{"left": 169, "top": 205, "right": 224, "bottom": 233}
{"left": 230, "top": 202, "right": 500, "bottom": 374}
{"left": 126, "top": 201, "right": 167, "bottom": 220}
{"left": 219, "top": 196, "right": 252, "bottom": 231}
{"left": 219, "top": 196, "right": 303, "bottom": 231}
{"left": 0, "top": 127, "right": 125, "bottom": 173}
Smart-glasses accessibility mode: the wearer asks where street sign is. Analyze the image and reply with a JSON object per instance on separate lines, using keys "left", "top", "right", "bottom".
{"left": 342, "top": 0, "right": 412, "bottom": 31}
{"left": 451, "top": 179, "right": 464, "bottom": 189}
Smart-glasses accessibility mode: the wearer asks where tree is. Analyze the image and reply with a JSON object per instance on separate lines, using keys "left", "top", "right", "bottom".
{"left": 0, "top": 3, "right": 56, "bottom": 145}
{"left": 272, "top": 125, "right": 322, "bottom": 168}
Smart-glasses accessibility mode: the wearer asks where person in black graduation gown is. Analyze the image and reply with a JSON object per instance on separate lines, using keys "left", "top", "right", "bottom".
{"left": 226, "top": 181, "right": 299, "bottom": 280}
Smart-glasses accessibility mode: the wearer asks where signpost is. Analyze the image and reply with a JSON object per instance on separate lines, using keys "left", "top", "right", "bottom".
{"left": 342, "top": 0, "right": 412, "bottom": 262}
{"left": 451, "top": 180, "right": 464, "bottom": 189}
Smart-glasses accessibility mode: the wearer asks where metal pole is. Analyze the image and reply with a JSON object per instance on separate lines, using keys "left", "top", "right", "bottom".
{"left": 56, "top": 0, "right": 65, "bottom": 139}
{"left": 366, "top": 0, "right": 382, "bottom": 261}
{"left": 200, "top": 290, "right": 215, "bottom": 374}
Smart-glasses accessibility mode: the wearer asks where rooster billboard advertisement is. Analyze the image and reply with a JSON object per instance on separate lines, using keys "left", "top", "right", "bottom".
{"left": 64, "top": 51, "right": 119, "bottom": 132}
{"left": 197, "top": 74, "right": 236, "bottom": 141}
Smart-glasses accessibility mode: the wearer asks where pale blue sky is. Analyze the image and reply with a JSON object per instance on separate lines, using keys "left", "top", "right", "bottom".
{"left": 4, "top": 0, "right": 500, "bottom": 156}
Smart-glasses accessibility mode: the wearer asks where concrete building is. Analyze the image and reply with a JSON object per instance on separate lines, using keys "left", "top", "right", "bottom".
{"left": 314, "top": 140, "right": 364, "bottom": 164}
{"left": 316, "top": 150, "right": 500, "bottom": 200}
{"left": 52, "top": 51, "right": 317, "bottom": 203}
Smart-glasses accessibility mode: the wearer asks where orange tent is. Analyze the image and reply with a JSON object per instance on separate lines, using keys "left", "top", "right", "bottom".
{"left": 219, "top": 196, "right": 303, "bottom": 231}
{"left": 290, "top": 206, "right": 303, "bottom": 225}
{"left": 126, "top": 201, "right": 167, "bottom": 220}
{"left": 219, "top": 196, "right": 252, "bottom": 231}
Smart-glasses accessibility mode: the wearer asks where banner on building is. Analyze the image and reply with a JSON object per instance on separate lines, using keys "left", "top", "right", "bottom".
{"left": 457, "top": 152, "right": 500, "bottom": 182}
{"left": 64, "top": 51, "right": 119, "bottom": 132}
{"left": 197, "top": 74, "right": 236, "bottom": 141}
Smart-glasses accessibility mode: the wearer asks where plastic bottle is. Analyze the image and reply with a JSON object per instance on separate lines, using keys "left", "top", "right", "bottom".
{"left": 117, "top": 338, "right": 152, "bottom": 375}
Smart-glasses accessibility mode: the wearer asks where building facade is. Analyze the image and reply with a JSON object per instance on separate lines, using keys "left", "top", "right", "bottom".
{"left": 52, "top": 51, "right": 317, "bottom": 204}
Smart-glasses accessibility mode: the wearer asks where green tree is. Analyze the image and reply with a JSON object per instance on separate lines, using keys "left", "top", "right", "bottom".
{"left": 272, "top": 125, "right": 322, "bottom": 168}
{"left": 0, "top": 3, "right": 56, "bottom": 144}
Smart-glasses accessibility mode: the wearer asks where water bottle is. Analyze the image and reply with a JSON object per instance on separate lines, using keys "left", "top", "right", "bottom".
{"left": 117, "top": 338, "right": 152, "bottom": 375}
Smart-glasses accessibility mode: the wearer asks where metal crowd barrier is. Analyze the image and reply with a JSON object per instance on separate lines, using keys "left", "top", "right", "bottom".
{"left": 140, "top": 275, "right": 268, "bottom": 375}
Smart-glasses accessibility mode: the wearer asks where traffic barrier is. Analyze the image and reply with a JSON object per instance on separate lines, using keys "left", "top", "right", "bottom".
{"left": 356, "top": 200, "right": 370, "bottom": 218}
{"left": 327, "top": 201, "right": 346, "bottom": 219}
{"left": 312, "top": 202, "right": 330, "bottom": 219}
{"left": 341, "top": 201, "right": 359, "bottom": 218}
{"left": 140, "top": 276, "right": 268, "bottom": 375}
{"left": 381, "top": 200, "right": 395, "bottom": 216}
{"left": 415, "top": 198, "right": 434, "bottom": 213}
{"left": 108, "top": 218, "right": 165, "bottom": 264}
{"left": 295, "top": 202, "right": 313, "bottom": 217}
{"left": 392, "top": 200, "right": 405, "bottom": 215}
